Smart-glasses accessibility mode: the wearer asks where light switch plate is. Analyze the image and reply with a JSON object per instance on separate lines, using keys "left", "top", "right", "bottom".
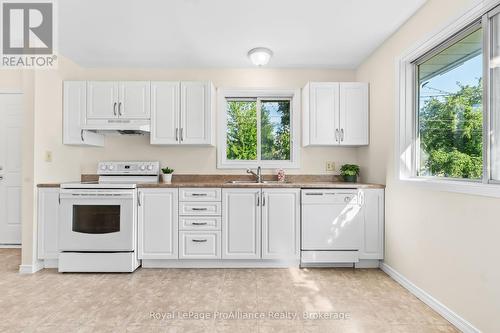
{"left": 44, "top": 151, "right": 52, "bottom": 162}
{"left": 326, "top": 161, "right": 336, "bottom": 172}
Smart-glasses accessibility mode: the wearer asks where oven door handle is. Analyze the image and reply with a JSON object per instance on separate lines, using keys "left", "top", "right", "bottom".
{"left": 59, "top": 193, "right": 134, "bottom": 199}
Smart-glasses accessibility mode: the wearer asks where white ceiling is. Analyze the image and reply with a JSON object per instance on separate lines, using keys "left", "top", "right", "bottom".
{"left": 58, "top": 0, "right": 427, "bottom": 68}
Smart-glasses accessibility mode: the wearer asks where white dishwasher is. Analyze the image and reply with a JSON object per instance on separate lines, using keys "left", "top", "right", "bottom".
{"left": 301, "top": 189, "right": 363, "bottom": 266}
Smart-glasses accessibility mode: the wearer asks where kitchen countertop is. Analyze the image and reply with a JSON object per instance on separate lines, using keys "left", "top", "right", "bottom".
{"left": 37, "top": 174, "right": 385, "bottom": 189}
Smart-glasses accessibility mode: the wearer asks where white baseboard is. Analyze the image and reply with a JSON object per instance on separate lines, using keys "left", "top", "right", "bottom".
{"left": 142, "top": 259, "right": 301, "bottom": 268}
{"left": 380, "top": 263, "right": 480, "bottom": 333}
{"left": 0, "top": 244, "right": 21, "bottom": 248}
{"left": 18, "top": 260, "right": 44, "bottom": 274}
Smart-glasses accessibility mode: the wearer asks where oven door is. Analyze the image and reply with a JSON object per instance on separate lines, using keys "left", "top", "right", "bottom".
{"left": 59, "top": 189, "right": 136, "bottom": 252}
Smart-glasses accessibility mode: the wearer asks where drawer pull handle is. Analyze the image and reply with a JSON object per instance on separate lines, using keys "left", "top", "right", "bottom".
{"left": 192, "top": 239, "right": 207, "bottom": 243}
{"left": 192, "top": 222, "right": 208, "bottom": 225}
{"left": 191, "top": 193, "right": 207, "bottom": 196}
{"left": 191, "top": 208, "right": 208, "bottom": 211}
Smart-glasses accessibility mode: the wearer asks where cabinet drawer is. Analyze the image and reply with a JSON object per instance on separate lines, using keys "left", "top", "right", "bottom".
{"left": 179, "top": 231, "right": 221, "bottom": 259}
{"left": 180, "top": 216, "right": 221, "bottom": 231}
{"left": 179, "top": 202, "right": 221, "bottom": 216}
{"left": 179, "top": 188, "right": 221, "bottom": 201}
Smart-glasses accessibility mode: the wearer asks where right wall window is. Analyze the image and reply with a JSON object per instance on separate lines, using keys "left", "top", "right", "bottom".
{"left": 490, "top": 11, "right": 500, "bottom": 181}
{"left": 415, "top": 25, "right": 483, "bottom": 180}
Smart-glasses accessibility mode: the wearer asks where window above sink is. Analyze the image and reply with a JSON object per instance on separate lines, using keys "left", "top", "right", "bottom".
{"left": 217, "top": 88, "right": 300, "bottom": 169}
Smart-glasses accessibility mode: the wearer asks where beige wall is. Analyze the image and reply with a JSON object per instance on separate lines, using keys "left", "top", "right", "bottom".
{"left": 356, "top": 0, "right": 500, "bottom": 332}
{"left": 34, "top": 56, "right": 359, "bottom": 184}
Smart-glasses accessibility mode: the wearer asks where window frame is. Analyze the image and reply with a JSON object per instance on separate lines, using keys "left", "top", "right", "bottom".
{"left": 396, "top": 0, "right": 500, "bottom": 197}
{"left": 217, "top": 88, "right": 300, "bottom": 169}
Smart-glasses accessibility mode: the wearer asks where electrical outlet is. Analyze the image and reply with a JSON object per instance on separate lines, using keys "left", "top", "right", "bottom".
{"left": 44, "top": 151, "right": 52, "bottom": 163}
{"left": 326, "top": 161, "right": 336, "bottom": 172}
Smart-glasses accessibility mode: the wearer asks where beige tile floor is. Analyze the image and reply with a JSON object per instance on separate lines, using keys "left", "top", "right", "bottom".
{"left": 0, "top": 249, "right": 458, "bottom": 333}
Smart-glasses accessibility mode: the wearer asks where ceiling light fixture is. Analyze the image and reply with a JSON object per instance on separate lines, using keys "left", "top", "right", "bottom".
{"left": 248, "top": 47, "right": 273, "bottom": 66}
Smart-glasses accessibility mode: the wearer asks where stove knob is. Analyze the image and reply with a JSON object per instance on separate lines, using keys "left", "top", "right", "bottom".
{"left": 108, "top": 165, "right": 115, "bottom": 170}
{"left": 100, "top": 164, "right": 107, "bottom": 170}
{"left": 140, "top": 165, "right": 146, "bottom": 171}
{"left": 147, "top": 165, "right": 153, "bottom": 171}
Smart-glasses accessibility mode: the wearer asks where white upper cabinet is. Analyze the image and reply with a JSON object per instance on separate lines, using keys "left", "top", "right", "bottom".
{"left": 150, "top": 81, "right": 180, "bottom": 145}
{"left": 339, "top": 83, "right": 369, "bottom": 145}
{"left": 303, "top": 82, "right": 369, "bottom": 146}
{"left": 86, "top": 81, "right": 117, "bottom": 119}
{"left": 222, "top": 189, "right": 261, "bottom": 259}
{"left": 63, "top": 81, "right": 104, "bottom": 146}
{"left": 150, "top": 81, "right": 214, "bottom": 145}
{"left": 118, "top": 81, "right": 151, "bottom": 119}
{"left": 86, "top": 81, "right": 150, "bottom": 121}
{"left": 137, "top": 188, "right": 178, "bottom": 260}
{"left": 261, "top": 189, "right": 300, "bottom": 260}
{"left": 180, "top": 81, "right": 213, "bottom": 145}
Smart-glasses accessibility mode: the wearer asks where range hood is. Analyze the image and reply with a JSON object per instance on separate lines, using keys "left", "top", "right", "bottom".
{"left": 82, "top": 120, "right": 150, "bottom": 135}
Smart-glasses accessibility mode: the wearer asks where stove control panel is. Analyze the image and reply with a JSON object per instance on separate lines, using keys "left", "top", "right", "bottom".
{"left": 97, "top": 161, "right": 160, "bottom": 176}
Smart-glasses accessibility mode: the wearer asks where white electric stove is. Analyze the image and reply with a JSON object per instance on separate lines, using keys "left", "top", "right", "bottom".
{"left": 58, "top": 161, "right": 159, "bottom": 273}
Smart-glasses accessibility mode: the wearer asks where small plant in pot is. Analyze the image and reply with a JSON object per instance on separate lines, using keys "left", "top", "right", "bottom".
{"left": 161, "top": 167, "right": 174, "bottom": 183}
{"left": 340, "top": 164, "right": 360, "bottom": 183}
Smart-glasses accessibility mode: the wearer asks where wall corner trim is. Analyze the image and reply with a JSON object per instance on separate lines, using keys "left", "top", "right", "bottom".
{"left": 18, "top": 260, "right": 44, "bottom": 274}
{"left": 380, "top": 263, "right": 481, "bottom": 333}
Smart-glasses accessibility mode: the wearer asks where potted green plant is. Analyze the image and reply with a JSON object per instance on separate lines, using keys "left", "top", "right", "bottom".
{"left": 340, "top": 164, "right": 360, "bottom": 183}
{"left": 161, "top": 167, "right": 174, "bottom": 183}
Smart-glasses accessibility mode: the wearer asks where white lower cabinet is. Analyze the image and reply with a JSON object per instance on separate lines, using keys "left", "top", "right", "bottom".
{"left": 222, "top": 189, "right": 261, "bottom": 259}
{"left": 359, "top": 189, "right": 384, "bottom": 259}
{"left": 138, "top": 188, "right": 178, "bottom": 259}
{"left": 179, "top": 231, "right": 221, "bottom": 259}
{"left": 262, "top": 189, "right": 300, "bottom": 260}
{"left": 37, "top": 188, "right": 60, "bottom": 260}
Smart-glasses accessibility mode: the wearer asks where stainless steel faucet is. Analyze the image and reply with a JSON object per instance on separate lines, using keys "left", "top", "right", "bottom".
{"left": 247, "top": 166, "right": 262, "bottom": 183}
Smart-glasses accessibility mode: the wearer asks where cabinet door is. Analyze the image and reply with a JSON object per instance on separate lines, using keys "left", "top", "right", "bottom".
{"left": 262, "top": 189, "right": 300, "bottom": 260}
{"left": 359, "top": 189, "right": 384, "bottom": 260}
{"left": 180, "top": 81, "right": 212, "bottom": 145}
{"left": 37, "top": 188, "right": 59, "bottom": 259}
{"left": 339, "top": 83, "right": 369, "bottom": 145}
{"left": 309, "top": 82, "right": 340, "bottom": 145}
{"left": 150, "top": 81, "right": 180, "bottom": 145}
{"left": 138, "top": 189, "right": 178, "bottom": 259}
{"left": 86, "top": 81, "right": 117, "bottom": 119}
{"left": 63, "top": 81, "right": 104, "bottom": 146}
{"left": 118, "top": 81, "right": 151, "bottom": 119}
{"left": 222, "top": 189, "right": 261, "bottom": 259}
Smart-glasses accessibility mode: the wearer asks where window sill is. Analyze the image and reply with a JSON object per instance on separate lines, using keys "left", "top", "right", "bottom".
{"left": 399, "top": 177, "right": 500, "bottom": 198}
{"left": 217, "top": 160, "right": 300, "bottom": 169}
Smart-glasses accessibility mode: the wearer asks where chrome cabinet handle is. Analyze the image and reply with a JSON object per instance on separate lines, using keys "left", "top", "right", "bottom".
{"left": 138, "top": 194, "right": 142, "bottom": 206}
{"left": 335, "top": 129, "right": 339, "bottom": 142}
{"left": 191, "top": 193, "right": 207, "bottom": 197}
{"left": 180, "top": 128, "right": 184, "bottom": 141}
{"left": 341, "top": 128, "right": 344, "bottom": 142}
{"left": 191, "top": 207, "right": 207, "bottom": 211}
{"left": 192, "top": 239, "right": 207, "bottom": 243}
{"left": 118, "top": 102, "right": 122, "bottom": 116}
{"left": 175, "top": 128, "right": 179, "bottom": 141}
{"left": 192, "top": 222, "right": 208, "bottom": 225}
{"left": 80, "top": 130, "right": 84, "bottom": 142}
{"left": 0, "top": 176, "right": 3, "bottom": 181}
{"left": 257, "top": 195, "right": 260, "bottom": 206}
{"left": 113, "top": 102, "right": 117, "bottom": 116}
{"left": 262, "top": 194, "right": 266, "bottom": 206}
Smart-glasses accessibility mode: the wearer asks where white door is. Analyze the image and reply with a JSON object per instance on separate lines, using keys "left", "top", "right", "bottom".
{"left": 118, "top": 81, "right": 151, "bottom": 119}
{"left": 138, "top": 189, "right": 178, "bottom": 259}
{"left": 359, "top": 189, "right": 384, "bottom": 260}
{"left": 150, "top": 81, "right": 180, "bottom": 145}
{"left": 309, "top": 82, "right": 340, "bottom": 145}
{"left": 262, "top": 189, "right": 300, "bottom": 260}
{"left": 222, "top": 189, "right": 261, "bottom": 259}
{"left": 339, "top": 83, "right": 369, "bottom": 145}
{"left": 86, "top": 81, "right": 117, "bottom": 119}
{"left": 180, "top": 81, "right": 211, "bottom": 145}
{"left": 0, "top": 94, "right": 23, "bottom": 244}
